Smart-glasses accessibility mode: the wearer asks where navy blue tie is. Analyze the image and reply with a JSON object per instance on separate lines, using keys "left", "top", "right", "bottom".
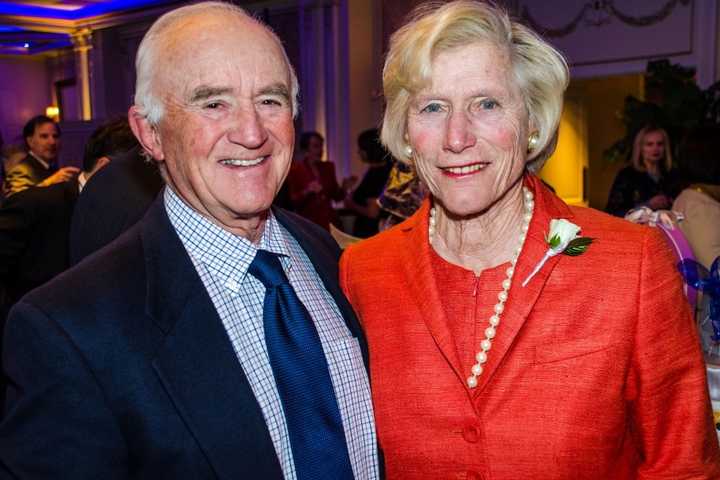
{"left": 248, "top": 250, "right": 354, "bottom": 480}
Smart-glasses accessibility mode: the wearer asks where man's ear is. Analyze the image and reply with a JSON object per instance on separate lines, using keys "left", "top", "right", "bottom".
{"left": 89, "top": 156, "right": 111, "bottom": 177}
{"left": 128, "top": 106, "right": 164, "bottom": 161}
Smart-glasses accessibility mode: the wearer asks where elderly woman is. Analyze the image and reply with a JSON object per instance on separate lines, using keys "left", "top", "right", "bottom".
{"left": 339, "top": 2, "right": 720, "bottom": 478}
{"left": 606, "top": 125, "right": 676, "bottom": 216}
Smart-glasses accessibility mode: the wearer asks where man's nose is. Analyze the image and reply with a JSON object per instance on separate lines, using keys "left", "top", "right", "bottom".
{"left": 228, "top": 105, "right": 269, "bottom": 148}
{"left": 443, "top": 110, "right": 476, "bottom": 153}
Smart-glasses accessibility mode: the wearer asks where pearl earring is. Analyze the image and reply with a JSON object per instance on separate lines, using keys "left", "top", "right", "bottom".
{"left": 404, "top": 144, "right": 413, "bottom": 158}
{"left": 527, "top": 133, "right": 539, "bottom": 152}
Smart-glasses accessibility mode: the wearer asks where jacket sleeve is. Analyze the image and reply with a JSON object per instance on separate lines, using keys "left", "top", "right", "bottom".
{"left": 0, "top": 301, "right": 128, "bottom": 479}
{"left": 630, "top": 228, "right": 720, "bottom": 479}
{"left": 0, "top": 194, "right": 31, "bottom": 278}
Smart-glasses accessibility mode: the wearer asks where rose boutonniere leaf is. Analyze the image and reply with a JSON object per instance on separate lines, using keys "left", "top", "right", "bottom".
{"left": 522, "top": 219, "right": 593, "bottom": 287}
{"left": 564, "top": 237, "right": 594, "bottom": 256}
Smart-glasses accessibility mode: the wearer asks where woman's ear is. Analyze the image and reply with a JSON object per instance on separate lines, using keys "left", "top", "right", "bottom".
{"left": 128, "top": 106, "right": 165, "bottom": 162}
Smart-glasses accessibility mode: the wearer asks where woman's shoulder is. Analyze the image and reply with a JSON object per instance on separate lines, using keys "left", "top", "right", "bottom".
{"left": 567, "top": 205, "right": 678, "bottom": 277}
{"left": 342, "top": 213, "right": 420, "bottom": 263}
{"left": 346, "top": 220, "right": 411, "bottom": 252}
{"left": 569, "top": 204, "right": 655, "bottom": 247}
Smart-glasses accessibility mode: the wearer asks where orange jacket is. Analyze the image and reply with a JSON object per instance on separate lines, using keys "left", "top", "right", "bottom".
{"left": 341, "top": 175, "right": 720, "bottom": 479}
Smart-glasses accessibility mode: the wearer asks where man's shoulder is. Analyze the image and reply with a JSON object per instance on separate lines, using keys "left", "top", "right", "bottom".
{"left": 341, "top": 215, "right": 414, "bottom": 268}
{"left": 274, "top": 207, "right": 339, "bottom": 253}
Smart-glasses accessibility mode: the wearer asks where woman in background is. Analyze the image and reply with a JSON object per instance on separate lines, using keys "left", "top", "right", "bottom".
{"left": 606, "top": 125, "right": 676, "bottom": 216}
{"left": 286, "top": 131, "right": 355, "bottom": 230}
{"left": 345, "top": 128, "right": 393, "bottom": 237}
{"left": 340, "top": 1, "right": 719, "bottom": 478}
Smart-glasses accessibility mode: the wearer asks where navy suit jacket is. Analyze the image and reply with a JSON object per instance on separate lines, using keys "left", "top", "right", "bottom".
{"left": 0, "top": 196, "right": 372, "bottom": 479}
{"left": 0, "top": 178, "right": 79, "bottom": 322}
{"left": 69, "top": 152, "right": 163, "bottom": 266}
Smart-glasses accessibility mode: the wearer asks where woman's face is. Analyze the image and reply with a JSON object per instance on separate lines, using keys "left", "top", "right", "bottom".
{"left": 641, "top": 130, "right": 665, "bottom": 166}
{"left": 305, "top": 135, "right": 324, "bottom": 163}
{"left": 406, "top": 42, "right": 530, "bottom": 218}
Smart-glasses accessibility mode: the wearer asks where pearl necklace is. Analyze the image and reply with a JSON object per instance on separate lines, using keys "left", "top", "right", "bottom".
{"left": 428, "top": 187, "right": 535, "bottom": 388}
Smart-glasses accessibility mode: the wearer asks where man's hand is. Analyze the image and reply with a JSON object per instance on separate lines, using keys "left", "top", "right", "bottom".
{"left": 38, "top": 166, "right": 81, "bottom": 187}
{"left": 646, "top": 194, "right": 672, "bottom": 210}
{"left": 341, "top": 175, "right": 357, "bottom": 193}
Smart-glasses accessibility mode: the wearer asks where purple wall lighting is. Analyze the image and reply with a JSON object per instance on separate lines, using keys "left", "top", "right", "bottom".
{"left": 0, "top": 0, "right": 177, "bottom": 55}
{"left": 0, "top": 1, "right": 175, "bottom": 20}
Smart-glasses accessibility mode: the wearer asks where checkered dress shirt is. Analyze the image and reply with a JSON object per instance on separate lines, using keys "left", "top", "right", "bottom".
{"left": 165, "top": 188, "right": 378, "bottom": 480}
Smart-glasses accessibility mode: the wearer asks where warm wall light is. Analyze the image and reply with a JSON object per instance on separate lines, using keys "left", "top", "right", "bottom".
{"left": 45, "top": 105, "right": 60, "bottom": 121}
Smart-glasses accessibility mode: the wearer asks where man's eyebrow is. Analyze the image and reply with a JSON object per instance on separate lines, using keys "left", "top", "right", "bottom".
{"left": 259, "top": 83, "right": 290, "bottom": 100}
{"left": 189, "top": 86, "right": 234, "bottom": 103}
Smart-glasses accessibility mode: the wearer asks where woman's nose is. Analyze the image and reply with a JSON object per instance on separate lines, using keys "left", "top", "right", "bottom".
{"left": 444, "top": 111, "right": 476, "bottom": 153}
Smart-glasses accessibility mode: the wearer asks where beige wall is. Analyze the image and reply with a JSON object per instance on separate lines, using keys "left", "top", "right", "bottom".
{"left": 568, "top": 75, "right": 644, "bottom": 210}
{"left": 540, "top": 97, "right": 588, "bottom": 206}
{"left": 346, "top": 0, "right": 383, "bottom": 177}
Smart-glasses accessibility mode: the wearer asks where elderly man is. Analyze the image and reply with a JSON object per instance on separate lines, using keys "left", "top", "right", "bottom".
{"left": 0, "top": 3, "right": 379, "bottom": 479}
{"left": 2, "top": 115, "right": 79, "bottom": 197}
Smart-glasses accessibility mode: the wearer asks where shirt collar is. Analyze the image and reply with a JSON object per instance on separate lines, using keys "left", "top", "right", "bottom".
{"left": 77, "top": 172, "right": 88, "bottom": 192}
{"left": 164, "top": 186, "right": 293, "bottom": 291}
{"left": 28, "top": 151, "right": 50, "bottom": 170}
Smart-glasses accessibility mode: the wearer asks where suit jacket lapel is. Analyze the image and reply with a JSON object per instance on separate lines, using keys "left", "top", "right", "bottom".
{"left": 398, "top": 201, "right": 465, "bottom": 384}
{"left": 473, "top": 176, "right": 575, "bottom": 394}
{"left": 141, "top": 198, "right": 283, "bottom": 480}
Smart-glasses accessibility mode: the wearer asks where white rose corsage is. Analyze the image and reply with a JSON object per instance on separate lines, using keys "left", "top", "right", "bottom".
{"left": 521, "top": 218, "right": 593, "bottom": 287}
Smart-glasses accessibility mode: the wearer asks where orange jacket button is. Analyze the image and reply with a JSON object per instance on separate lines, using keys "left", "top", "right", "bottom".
{"left": 466, "top": 470, "right": 483, "bottom": 480}
{"left": 462, "top": 424, "right": 479, "bottom": 443}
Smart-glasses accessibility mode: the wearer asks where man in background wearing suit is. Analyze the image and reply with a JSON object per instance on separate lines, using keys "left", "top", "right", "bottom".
{"left": 0, "top": 3, "right": 379, "bottom": 479}
{"left": 0, "top": 117, "right": 135, "bottom": 315}
{"left": 2, "top": 115, "right": 79, "bottom": 197}
{"left": 0, "top": 117, "right": 135, "bottom": 412}
{"left": 68, "top": 147, "right": 163, "bottom": 265}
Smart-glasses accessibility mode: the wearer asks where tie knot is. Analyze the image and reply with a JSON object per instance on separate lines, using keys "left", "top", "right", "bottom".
{"left": 248, "top": 250, "right": 288, "bottom": 288}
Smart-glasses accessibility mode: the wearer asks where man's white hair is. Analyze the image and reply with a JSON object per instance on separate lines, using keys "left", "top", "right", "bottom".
{"left": 133, "top": 1, "right": 300, "bottom": 125}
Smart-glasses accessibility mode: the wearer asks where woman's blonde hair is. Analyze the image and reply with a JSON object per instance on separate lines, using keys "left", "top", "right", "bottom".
{"left": 381, "top": 0, "right": 568, "bottom": 172}
{"left": 631, "top": 125, "right": 673, "bottom": 172}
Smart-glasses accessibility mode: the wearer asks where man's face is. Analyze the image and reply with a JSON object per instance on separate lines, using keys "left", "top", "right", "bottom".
{"left": 26, "top": 122, "right": 60, "bottom": 163}
{"left": 146, "top": 13, "right": 295, "bottom": 237}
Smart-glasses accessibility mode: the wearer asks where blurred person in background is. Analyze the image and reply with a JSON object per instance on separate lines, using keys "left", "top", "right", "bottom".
{"left": 287, "top": 131, "right": 356, "bottom": 230}
{"left": 606, "top": 125, "right": 677, "bottom": 216}
{"left": 345, "top": 128, "right": 394, "bottom": 238}
{"left": 68, "top": 125, "right": 162, "bottom": 265}
{"left": 0, "top": 118, "right": 134, "bottom": 410}
{"left": 2, "top": 115, "right": 79, "bottom": 197}
{"left": 0, "top": 118, "right": 134, "bottom": 322}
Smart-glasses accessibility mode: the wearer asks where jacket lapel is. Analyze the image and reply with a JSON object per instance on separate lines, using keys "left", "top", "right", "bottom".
{"left": 141, "top": 198, "right": 283, "bottom": 480}
{"left": 473, "top": 176, "right": 575, "bottom": 394}
{"left": 398, "top": 201, "right": 465, "bottom": 384}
